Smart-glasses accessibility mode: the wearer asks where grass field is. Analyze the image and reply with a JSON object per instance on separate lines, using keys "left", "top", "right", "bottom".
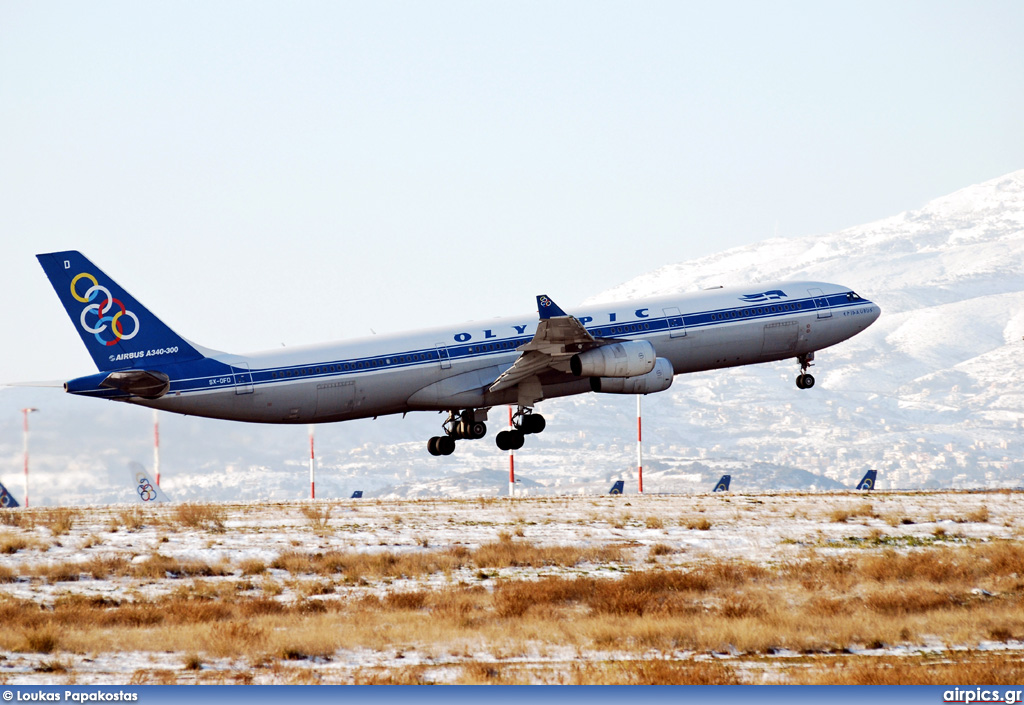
{"left": 1, "top": 490, "right": 1023, "bottom": 684}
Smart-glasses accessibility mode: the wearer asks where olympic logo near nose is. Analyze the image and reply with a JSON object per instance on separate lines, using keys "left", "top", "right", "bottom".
{"left": 70, "top": 273, "right": 140, "bottom": 346}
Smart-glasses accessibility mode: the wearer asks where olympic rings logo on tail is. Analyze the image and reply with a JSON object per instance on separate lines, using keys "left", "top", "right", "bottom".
{"left": 71, "top": 273, "right": 140, "bottom": 346}
{"left": 136, "top": 475, "right": 157, "bottom": 502}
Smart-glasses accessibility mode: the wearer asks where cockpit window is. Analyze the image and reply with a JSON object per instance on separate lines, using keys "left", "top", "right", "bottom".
{"left": 846, "top": 292, "right": 863, "bottom": 301}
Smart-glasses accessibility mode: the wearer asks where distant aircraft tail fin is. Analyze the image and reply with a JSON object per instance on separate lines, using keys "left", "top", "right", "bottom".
{"left": 350, "top": 490, "right": 363, "bottom": 499}
{"left": 609, "top": 480, "right": 624, "bottom": 495}
{"left": 855, "top": 470, "right": 877, "bottom": 490}
{"left": 0, "top": 481, "right": 20, "bottom": 508}
{"left": 129, "top": 462, "right": 171, "bottom": 503}
{"left": 713, "top": 474, "right": 731, "bottom": 492}
{"left": 36, "top": 251, "right": 207, "bottom": 372}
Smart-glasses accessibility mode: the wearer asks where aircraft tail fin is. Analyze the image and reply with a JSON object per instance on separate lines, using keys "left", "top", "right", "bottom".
{"left": 713, "top": 474, "right": 731, "bottom": 492}
{"left": 0, "top": 481, "right": 20, "bottom": 508}
{"left": 609, "top": 480, "right": 624, "bottom": 495}
{"left": 856, "top": 470, "right": 877, "bottom": 490}
{"left": 129, "top": 462, "right": 171, "bottom": 503}
{"left": 36, "top": 251, "right": 206, "bottom": 372}
{"left": 350, "top": 490, "right": 363, "bottom": 499}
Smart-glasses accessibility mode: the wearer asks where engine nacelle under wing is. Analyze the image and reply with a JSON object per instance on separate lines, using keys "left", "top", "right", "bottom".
{"left": 590, "top": 357, "right": 674, "bottom": 394}
{"left": 570, "top": 340, "right": 656, "bottom": 378}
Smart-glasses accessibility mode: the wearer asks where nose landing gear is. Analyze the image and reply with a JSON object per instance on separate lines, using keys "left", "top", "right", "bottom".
{"left": 796, "top": 352, "right": 815, "bottom": 389}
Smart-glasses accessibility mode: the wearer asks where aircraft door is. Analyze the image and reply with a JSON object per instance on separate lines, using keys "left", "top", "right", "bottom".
{"left": 435, "top": 343, "right": 452, "bottom": 370}
{"left": 808, "top": 288, "right": 832, "bottom": 319}
{"left": 232, "top": 363, "right": 254, "bottom": 395}
{"left": 662, "top": 307, "right": 687, "bottom": 338}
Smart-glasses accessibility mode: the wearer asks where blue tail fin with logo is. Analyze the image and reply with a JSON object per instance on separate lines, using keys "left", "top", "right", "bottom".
{"left": 0, "top": 481, "right": 19, "bottom": 508}
{"left": 609, "top": 480, "right": 624, "bottom": 495}
{"left": 855, "top": 470, "right": 877, "bottom": 490}
{"left": 350, "top": 490, "right": 363, "bottom": 499}
{"left": 713, "top": 474, "right": 731, "bottom": 492}
{"left": 37, "top": 251, "right": 206, "bottom": 372}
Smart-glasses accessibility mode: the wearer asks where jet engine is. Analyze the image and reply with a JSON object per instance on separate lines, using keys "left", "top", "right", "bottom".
{"left": 570, "top": 340, "right": 656, "bottom": 378}
{"left": 590, "top": 357, "right": 674, "bottom": 394}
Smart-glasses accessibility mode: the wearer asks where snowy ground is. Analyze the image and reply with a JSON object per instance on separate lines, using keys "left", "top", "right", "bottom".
{"left": 1, "top": 489, "right": 1023, "bottom": 683}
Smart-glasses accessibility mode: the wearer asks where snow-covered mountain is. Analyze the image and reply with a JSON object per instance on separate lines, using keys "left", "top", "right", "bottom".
{"left": 3, "top": 171, "right": 1024, "bottom": 504}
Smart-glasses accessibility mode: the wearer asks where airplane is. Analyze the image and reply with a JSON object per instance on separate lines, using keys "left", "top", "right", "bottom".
{"left": 350, "top": 490, "right": 363, "bottom": 499}
{"left": 855, "top": 469, "right": 877, "bottom": 490}
{"left": 36, "top": 251, "right": 881, "bottom": 456}
{"left": 712, "top": 474, "right": 731, "bottom": 492}
{"left": 129, "top": 462, "right": 171, "bottom": 503}
{"left": 0, "top": 480, "right": 19, "bottom": 508}
{"left": 609, "top": 480, "right": 625, "bottom": 495}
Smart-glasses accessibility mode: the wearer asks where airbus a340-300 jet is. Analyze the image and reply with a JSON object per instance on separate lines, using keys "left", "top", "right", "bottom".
{"left": 37, "top": 251, "right": 880, "bottom": 455}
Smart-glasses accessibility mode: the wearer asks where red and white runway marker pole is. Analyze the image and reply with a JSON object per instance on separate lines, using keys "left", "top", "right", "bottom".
{"left": 637, "top": 396, "right": 644, "bottom": 494}
{"left": 508, "top": 407, "right": 515, "bottom": 497}
{"left": 21, "top": 407, "right": 38, "bottom": 508}
{"left": 153, "top": 410, "right": 161, "bottom": 487}
{"left": 308, "top": 425, "right": 316, "bottom": 500}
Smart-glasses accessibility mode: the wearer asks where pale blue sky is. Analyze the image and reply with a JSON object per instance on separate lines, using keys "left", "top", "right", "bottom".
{"left": 2, "top": 1, "right": 1023, "bottom": 382}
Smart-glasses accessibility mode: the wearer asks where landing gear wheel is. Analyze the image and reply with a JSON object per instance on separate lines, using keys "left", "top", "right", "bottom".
{"left": 507, "top": 429, "right": 524, "bottom": 450}
{"left": 437, "top": 436, "right": 456, "bottom": 455}
{"left": 427, "top": 437, "right": 442, "bottom": 456}
{"left": 796, "top": 373, "right": 815, "bottom": 389}
{"left": 522, "top": 414, "right": 546, "bottom": 434}
{"left": 469, "top": 421, "right": 487, "bottom": 440}
{"left": 495, "top": 429, "right": 525, "bottom": 451}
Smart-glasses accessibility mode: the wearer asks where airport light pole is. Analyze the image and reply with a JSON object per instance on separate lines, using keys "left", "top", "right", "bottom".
{"left": 21, "top": 408, "right": 38, "bottom": 508}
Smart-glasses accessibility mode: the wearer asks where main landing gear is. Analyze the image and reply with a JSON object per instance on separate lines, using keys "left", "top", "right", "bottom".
{"left": 427, "top": 409, "right": 487, "bottom": 456}
{"left": 495, "top": 408, "right": 546, "bottom": 451}
{"left": 796, "top": 352, "right": 815, "bottom": 390}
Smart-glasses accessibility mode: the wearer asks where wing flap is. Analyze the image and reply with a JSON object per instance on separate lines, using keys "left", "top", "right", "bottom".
{"left": 488, "top": 294, "right": 600, "bottom": 394}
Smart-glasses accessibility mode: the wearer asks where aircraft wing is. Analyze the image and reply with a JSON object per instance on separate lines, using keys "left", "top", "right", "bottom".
{"left": 489, "top": 294, "right": 601, "bottom": 393}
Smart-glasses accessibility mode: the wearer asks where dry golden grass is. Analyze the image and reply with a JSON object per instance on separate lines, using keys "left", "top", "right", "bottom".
{"left": 830, "top": 502, "right": 877, "bottom": 523}
{"left": 798, "top": 653, "right": 1024, "bottom": 685}
{"left": 300, "top": 503, "right": 332, "bottom": 535}
{"left": 0, "top": 509, "right": 29, "bottom": 528}
{"left": 2, "top": 496, "right": 1023, "bottom": 684}
{"left": 39, "top": 507, "right": 79, "bottom": 536}
{"left": 473, "top": 535, "right": 623, "bottom": 568}
{"left": 117, "top": 507, "right": 146, "bottom": 532}
{"left": 172, "top": 503, "right": 226, "bottom": 532}
{"left": 0, "top": 531, "right": 31, "bottom": 554}
{"left": 644, "top": 516, "right": 664, "bottom": 530}
{"left": 565, "top": 659, "right": 742, "bottom": 685}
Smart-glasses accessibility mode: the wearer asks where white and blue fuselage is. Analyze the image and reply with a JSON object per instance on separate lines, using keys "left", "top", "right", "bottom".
{"left": 37, "top": 251, "right": 879, "bottom": 453}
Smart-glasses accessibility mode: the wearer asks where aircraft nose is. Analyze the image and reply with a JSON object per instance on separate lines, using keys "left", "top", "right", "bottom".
{"left": 870, "top": 301, "right": 882, "bottom": 323}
